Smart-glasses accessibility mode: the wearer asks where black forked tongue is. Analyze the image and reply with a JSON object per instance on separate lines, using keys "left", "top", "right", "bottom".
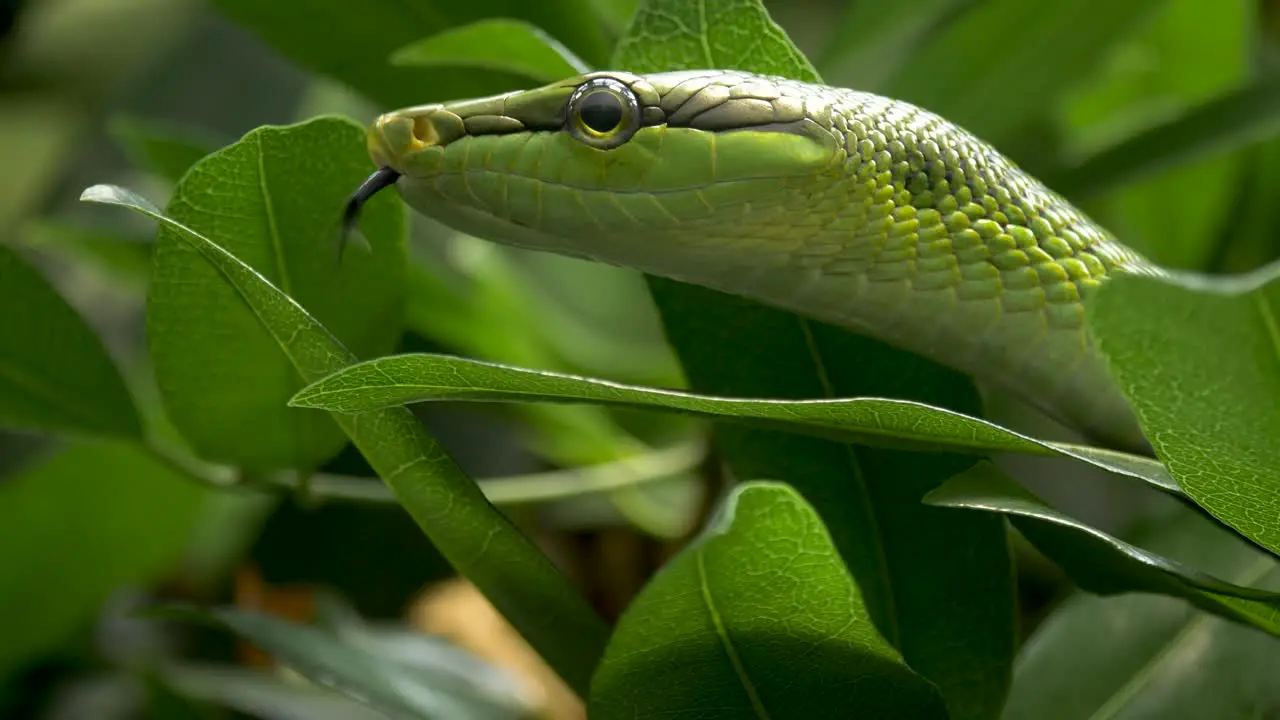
{"left": 338, "top": 167, "right": 401, "bottom": 262}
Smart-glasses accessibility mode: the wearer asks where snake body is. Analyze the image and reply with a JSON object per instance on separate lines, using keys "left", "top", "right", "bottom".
{"left": 364, "top": 70, "right": 1164, "bottom": 451}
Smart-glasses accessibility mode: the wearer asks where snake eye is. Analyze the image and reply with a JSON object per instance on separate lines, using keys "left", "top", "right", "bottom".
{"left": 567, "top": 78, "right": 641, "bottom": 149}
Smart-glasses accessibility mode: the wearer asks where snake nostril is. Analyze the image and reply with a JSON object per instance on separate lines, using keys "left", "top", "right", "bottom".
{"left": 411, "top": 116, "right": 438, "bottom": 147}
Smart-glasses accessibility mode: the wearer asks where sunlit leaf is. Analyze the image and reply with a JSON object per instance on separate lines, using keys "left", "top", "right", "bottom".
{"left": 1087, "top": 264, "right": 1280, "bottom": 557}
{"left": 589, "top": 482, "right": 949, "bottom": 719}
{"left": 390, "top": 19, "right": 589, "bottom": 83}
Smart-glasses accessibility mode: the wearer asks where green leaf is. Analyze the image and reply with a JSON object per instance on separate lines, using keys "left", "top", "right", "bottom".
{"left": 612, "top": 4, "right": 1014, "bottom": 717}
{"left": 83, "top": 183, "right": 609, "bottom": 697}
{"left": 1051, "top": 76, "right": 1280, "bottom": 204}
{"left": 0, "top": 441, "right": 209, "bottom": 678}
{"left": 0, "top": 244, "right": 141, "bottom": 438}
{"left": 588, "top": 482, "right": 949, "bottom": 719}
{"left": 110, "top": 116, "right": 223, "bottom": 185}
{"left": 146, "top": 116, "right": 406, "bottom": 471}
{"left": 883, "top": 0, "right": 1165, "bottom": 144}
{"left": 390, "top": 19, "right": 589, "bottom": 84}
{"left": 1003, "top": 508, "right": 1280, "bottom": 719}
{"left": 1087, "top": 264, "right": 1280, "bottom": 558}
{"left": 613, "top": 0, "right": 820, "bottom": 83}
{"left": 159, "top": 663, "right": 389, "bottom": 720}
{"left": 161, "top": 607, "right": 532, "bottom": 720}
{"left": 926, "top": 462, "right": 1280, "bottom": 634}
{"left": 288, "top": 352, "right": 1182, "bottom": 498}
{"left": 206, "top": 0, "right": 610, "bottom": 108}
{"left": 19, "top": 219, "right": 153, "bottom": 291}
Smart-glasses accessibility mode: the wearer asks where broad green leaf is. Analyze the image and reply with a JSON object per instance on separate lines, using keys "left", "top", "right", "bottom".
{"left": 613, "top": 0, "right": 819, "bottom": 83}
{"left": 161, "top": 607, "right": 533, "bottom": 720}
{"left": 613, "top": 5, "right": 1014, "bottom": 717}
{"left": 1003, "top": 508, "right": 1280, "bottom": 719}
{"left": 0, "top": 244, "right": 141, "bottom": 438}
{"left": 1087, "top": 265, "right": 1280, "bottom": 557}
{"left": 206, "top": 0, "right": 610, "bottom": 108}
{"left": 288, "top": 352, "right": 1182, "bottom": 498}
{"left": 19, "top": 219, "right": 153, "bottom": 291}
{"left": 1052, "top": 0, "right": 1250, "bottom": 270}
{"left": 390, "top": 19, "right": 589, "bottom": 84}
{"left": 816, "top": 0, "right": 967, "bottom": 91}
{"left": 159, "top": 663, "right": 389, "bottom": 720}
{"left": 883, "top": 0, "right": 1165, "bottom": 144}
{"left": 1051, "top": 76, "right": 1280, "bottom": 204}
{"left": 588, "top": 482, "right": 949, "bottom": 719}
{"left": 926, "top": 462, "right": 1280, "bottom": 634}
{"left": 146, "top": 116, "right": 406, "bottom": 471}
{"left": 84, "top": 183, "right": 609, "bottom": 697}
{"left": 110, "top": 116, "right": 223, "bottom": 185}
{"left": 0, "top": 441, "right": 209, "bottom": 678}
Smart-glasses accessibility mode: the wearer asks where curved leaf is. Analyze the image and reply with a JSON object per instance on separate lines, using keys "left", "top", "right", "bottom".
{"left": 588, "top": 482, "right": 948, "bottom": 719}
{"left": 1004, "top": 509, "right": 1280, "bottom": 719}
{"left": 390, "top": 19, "right": 589, "bottom": 83}
{"left": 288, "top": 352, "right": 1180, "bottom": 495}
{"left": 0, "top": 244, "right": 141, "bottom": 438}
{"left": 83, "top": 183, "right": 609, "bottom": 697}
{"left": 146, "top": 116, "right": 406, "bottom": 471}
{"left": 1087, "top": 264, "right": 1280, "bottom": 557}
{"left": 925, "top": 462, "right": 1280, "bottom": 634}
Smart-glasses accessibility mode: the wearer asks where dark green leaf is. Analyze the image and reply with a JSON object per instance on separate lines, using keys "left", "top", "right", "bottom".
{"left": 146, "top": 116, "right": 406, "bottom": 471}
{"left": 612, "top": 4, "right": 1014, "bottom": 717}
{"left": 1051, "top": 76, "right": 1280, "bottom": 203}
{"left": 0, "top": 244, "right": 141, "bottom": 438}
{"left": 206, "top": 0, "right": 610, "bottom": 108}
{"left": 390, "top": 19, "right": 589, "bottom": 84}
{"left": 883, "top": 0, "right": 1165, "bottom": 144}
{"left": 0, "top": 441, "right": 209, "bottom": 677}
{"left": 161, "top": 607, "right": 532, "bottom": 720}
{"left": 84, "top": 183, "right": 609, "bottom": 697}
{"left": 19, "top": 219, "right": 153, "bottom": 291}
{"left": 588, "top": 482, "right": 949, "bottom": 719}
{"left": 1003, "top": 508, "right": 1280, "bottom": 719}
{"left": 1087, "top": 265, "right": 1280, "bottom": 557}
{"left": 288, "top": 352, "right": 1182, "bottom": 498}
{"left": 110, "top": 116, "right": 223, "bottom": 185}
{"left": 925, "top": 462, "right": 1280, "bottom": 634}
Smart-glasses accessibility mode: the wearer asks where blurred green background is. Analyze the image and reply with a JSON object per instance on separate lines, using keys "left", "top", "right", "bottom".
{"left": 2, "top": 0, "right": 1279, "bottom": 717}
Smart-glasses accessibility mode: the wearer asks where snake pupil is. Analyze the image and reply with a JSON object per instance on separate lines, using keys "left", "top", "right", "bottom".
{"left": 579, "top": 92, "right": 623, "bottom": 133}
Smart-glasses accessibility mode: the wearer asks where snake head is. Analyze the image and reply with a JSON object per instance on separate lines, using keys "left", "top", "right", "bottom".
{"left": 360, "top": 70, "right": 845, "bottom": 277}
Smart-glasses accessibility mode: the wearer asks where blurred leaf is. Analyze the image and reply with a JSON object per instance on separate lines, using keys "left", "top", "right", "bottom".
{"left": 160, "top": 663, "right": 389, "bottom": 720}
{"left": 390, "top": 19, "right": 589, "bottom": 83}
{"left": 590, "top": 0, "right": 637, "bottom": 35}
{"left": 1052, "top": 0, "right": 1251, "bottom": 270}
{"left": 0, "top": 441, "right": 208, "bottom": 678}
{"left": 110, "top": 116, "right": 223, "bottom": 185}
{"left": 1087, "top": 266, "right": 1280, "bottom": 557}
{"left": 19, "top": 219, "right": 153, "bottom": 290}
{"left": 162, "top": 607, "right": 533, "bottom": 720}
{"left": 612, "top": 4, "right": 1014, "bottom": 717}
{"left": 289, "top": 352, "right": 1181, "bottom": 497}
{"left": 1003, "top": 507, "right": 1280, "bottom": 719}
{"left": 817, "top": 0, "right": 967, "bottom": 91}
{"left": 1051, "top": 77, "right": 1280, "bottom": 203}
{"left": 884, "top": 0, "right": 1165, "bottom": 144}
{"left": 0, "top": 244, "right": 141, "bottom": 438}
{"left": 206, "top": 0, "right": 609, "bottom": 108}
{"left": 588, "top": 482, "right": 949, "bottom": 719}
{"left": 146, "top": 116, "right": 406, "bottom": 471}
{"left": 84, "top": 183, "right": 610, "bottom": 697}
{"left": 0, "top": 97, "right": 82, "bottom": 232}
{"left": 926, "top": 462, "right": 1280, "bottom": 634}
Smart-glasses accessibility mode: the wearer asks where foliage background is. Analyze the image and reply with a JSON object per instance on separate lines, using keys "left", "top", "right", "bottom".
{"left": 1, "top": 0, "right": 1279, "bottom": 717}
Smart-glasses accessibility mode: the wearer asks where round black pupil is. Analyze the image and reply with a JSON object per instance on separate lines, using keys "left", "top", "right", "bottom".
{"left": 580, "top": 92, "right": 623, "bottom": 133}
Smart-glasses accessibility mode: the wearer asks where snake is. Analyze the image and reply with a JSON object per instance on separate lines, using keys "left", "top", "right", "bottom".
{"left": 347, "top": 70, "right": 1166, "bottom": 453}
